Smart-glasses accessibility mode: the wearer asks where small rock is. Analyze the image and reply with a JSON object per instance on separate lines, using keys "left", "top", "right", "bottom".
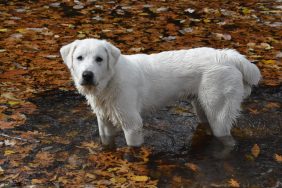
{"left": 15, "top": 8, "right": 26, "bottom": 13}
{"left": 49, "top": 2, "right": 60, "bottom": 8}
{"left": 129, "top": 47, "right": 144, "bottom": 53}
{"left": 275, "top": 52, "right": 282, "bottom": 58}
{"left": 214, "top": 33, "right": 231, "bottom": 40}
{"left": 259, "top": 42, "right": 272, "bottom": 50}
{"left": 185, "top": 8, "right": 195, "bottom": 13}
{"left": 162, "top": 36, "right": 176, "bottom": 41}
{"left": 77, "top": 33, "right": 86, "bottom": 38}
{"left": 45, "top": 55, "right": 59, "bottom": 60}
{"left": 156, "top": 7, "right": 168, "bottom": 13}
{"left": 143, "top": 4, "right": 153, "bottom": 8}
{"left": 126, "top": 29, "right": 133, "bottom": 33}
{"left": 179, "top": 28, "right": 193, "bottom": 34}
{"left": 10, "top": 16, "right": 21, "bottom": 20}
{"left": 73, "top": 4, "right": 84, "bottom": 9}
{"left": 92, "top": 16, "right": 103, "bottom": 21}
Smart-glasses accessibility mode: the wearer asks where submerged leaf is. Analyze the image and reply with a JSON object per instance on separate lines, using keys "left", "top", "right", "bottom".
{"left": 251, "top": 144, "right": 260, "bottom": 158}
{"left": 228, "top": 178, "right": 240, "bottom": 187}
{"left": 274, "top": 154, "right": 282, "bottom": 163}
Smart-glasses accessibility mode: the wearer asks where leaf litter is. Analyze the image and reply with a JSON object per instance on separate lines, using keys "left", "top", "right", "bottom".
{"left": 0, "top": 0, "right": 281, "bottom": 187}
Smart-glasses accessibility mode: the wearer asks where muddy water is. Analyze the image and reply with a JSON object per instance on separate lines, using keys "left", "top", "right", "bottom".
{"left": 23, "top": 86, "right": 281, "bottom": 187}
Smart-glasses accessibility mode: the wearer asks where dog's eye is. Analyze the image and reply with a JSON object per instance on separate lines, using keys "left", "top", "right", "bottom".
{"left": 77, "top": 56, "right": 83, "bottom": 61}
{"left": 96, "top": 56, "right": 103, "bottom": 62}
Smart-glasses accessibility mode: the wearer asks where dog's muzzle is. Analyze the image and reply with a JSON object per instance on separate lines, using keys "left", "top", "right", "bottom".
{"left": 81, "top": 71, "right": 98, "bottom": 86}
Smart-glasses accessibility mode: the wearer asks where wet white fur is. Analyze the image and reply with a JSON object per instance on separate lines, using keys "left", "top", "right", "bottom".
{"left": 60, "top": 39, "right": 261, "bottom": 147}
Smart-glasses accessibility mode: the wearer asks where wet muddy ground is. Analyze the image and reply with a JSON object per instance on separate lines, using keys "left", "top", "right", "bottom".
{"left": 9, "top": 86, "right": 281, "bottom": 187}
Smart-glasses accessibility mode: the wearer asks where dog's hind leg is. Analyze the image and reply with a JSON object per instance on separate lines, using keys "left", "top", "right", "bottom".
{"left": 192, "top": 100, "right": 212, "bottom": 135}
{"left": 199, "top": 67, "right": 244, "bottom": 147}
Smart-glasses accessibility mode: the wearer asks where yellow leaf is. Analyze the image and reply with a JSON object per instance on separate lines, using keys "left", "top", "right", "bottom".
{"left": 4, "top": 150, "right": 15, "bottom": 156}
{"left": 274, "top": 154, "right": 282, "bottom": 163}
{"left": 203, "top": 18, "right": 211, "bottom": 23}
{"left": 16, "top": 28, "right": 27, "bottom": 33}
{"left": 251, "top": 144, "right": 260, "bottom": 158}
{"left": 228, "top": 178, "right": 240, "bottom": 187}
{"left": 242, "top": 7, "right": 251, "bottom": 14}
{"left": 110, "top": 177, "right": 126, "bottom": 184}
{"left": 8, "top": 101, "right": 20, "bottom": 106}
{"left": 107, "top": 167, "right": 119, "bottom": 172}
{"left": 262, "top": 60, "right": 276, "bottom": 65}
{"left": 0, "top": 28, "right": 8, "bottom": 32}
{"left": 130, "top": 175, "right": 149, "bottom": 182}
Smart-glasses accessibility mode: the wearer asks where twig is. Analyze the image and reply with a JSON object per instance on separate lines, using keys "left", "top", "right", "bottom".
{"left": 0, "top": 133, "right": 40, "bottom": 143}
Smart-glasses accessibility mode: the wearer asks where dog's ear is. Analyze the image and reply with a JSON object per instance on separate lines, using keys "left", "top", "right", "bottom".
{"left": 60, "top": 40, "right": 79, "bottom": 68}
{"left": 103, "top": 41, "right": 121, "bottom": 65}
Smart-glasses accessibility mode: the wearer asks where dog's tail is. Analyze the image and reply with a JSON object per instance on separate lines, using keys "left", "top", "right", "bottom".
{"left": 220, "top": 49, "right": 261, "bottom": 98}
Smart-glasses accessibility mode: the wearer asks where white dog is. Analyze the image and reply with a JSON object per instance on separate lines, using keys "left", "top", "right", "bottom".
{"left": 60, "top": 39, "right": 261, "bottom": 148}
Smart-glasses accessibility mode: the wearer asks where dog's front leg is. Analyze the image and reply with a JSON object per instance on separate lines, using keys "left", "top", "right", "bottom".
{"left": 97, "top": 116, "right": 117, "bottom": 149}
{"left": 121, "top": 113, "right": 144, "bottom": 147}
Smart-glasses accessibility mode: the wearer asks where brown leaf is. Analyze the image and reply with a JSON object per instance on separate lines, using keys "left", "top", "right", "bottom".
{"left": 32, "top": 179, "right": 45, "bottom": 184}
{"left": 34, "top": 151, "right": 54, "bottom": 167}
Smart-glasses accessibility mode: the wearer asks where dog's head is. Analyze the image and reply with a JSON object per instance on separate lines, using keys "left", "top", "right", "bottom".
{"left": 60, "top": 39, "right": 120, "bottom": 94}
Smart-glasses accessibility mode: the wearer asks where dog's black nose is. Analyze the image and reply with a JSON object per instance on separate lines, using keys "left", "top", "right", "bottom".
{"left": 82, "top": 71, "right": 94, "bottom": 82}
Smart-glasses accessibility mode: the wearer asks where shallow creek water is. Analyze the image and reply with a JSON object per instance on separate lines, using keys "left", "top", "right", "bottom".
{"left": 20, "top": 86, "right": 282, "bottom": 187}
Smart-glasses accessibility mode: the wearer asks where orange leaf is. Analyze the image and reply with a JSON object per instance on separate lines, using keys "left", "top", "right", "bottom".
{"left": 251, "top": 144, "right": 260, "bottom": 158}
{"left": 0, "top": 69, "right": 28, "bottom": 79}
{"left": 274, "top": 154, "right": 282, "bottom": 163}
{"left": 228, "top": 178, "right": 240, "bottom": 187}
{"left": 185, "top": 163, "right": 199, "bottom": 172}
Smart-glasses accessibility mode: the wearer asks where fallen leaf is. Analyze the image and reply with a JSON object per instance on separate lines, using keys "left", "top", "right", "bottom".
{"left": 185, "top": 163, "right": 199, "bottom": 172}
{"left": 274, "top": 154, "right": 282, "bottom": 163}
{"left": 4, "top": 150, "right": 16, "bottom": 156}
{"left": 242, "top": 7, "right": 251, "bottom": 14}
{"left": 262, "top": 60, "right": 276, "bottom": 65}
{"left": 86, "top": 173, "right": 96, "bottom": 180}
{"left": 172, "top": 176, "right": 182, "bottom": 183}
{"left": 34, "top": 151, "right": 54, "bottom": 167}
{"left": 228, "top": 178, "right": 240, "bottom": 187}
{"left": 0, "top": 28, "right": 8, "bottom": 32}
{"left": 265, "top": 102, "right": 280, "bottom": 109}
{"left": 251, "top": 144, "right": 260, "bottom": 158}
{"left": 130, "top": 175, "right": 149, "bottom": 182}
{"left": 32, "top": 179, "right": 44, "bottom": 184}
{"left": 110, "top": 177, "right": 126, "bottom": 184}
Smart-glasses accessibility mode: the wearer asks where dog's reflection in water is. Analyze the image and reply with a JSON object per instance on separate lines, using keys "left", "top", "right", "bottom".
{"left": 190, "top": 123, "right": 236, "bottom": 159}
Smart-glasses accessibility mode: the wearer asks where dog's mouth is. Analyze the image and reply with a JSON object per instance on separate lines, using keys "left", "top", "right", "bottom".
{"left": 80, "top": 81, "right": 99, "bottom": 87}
